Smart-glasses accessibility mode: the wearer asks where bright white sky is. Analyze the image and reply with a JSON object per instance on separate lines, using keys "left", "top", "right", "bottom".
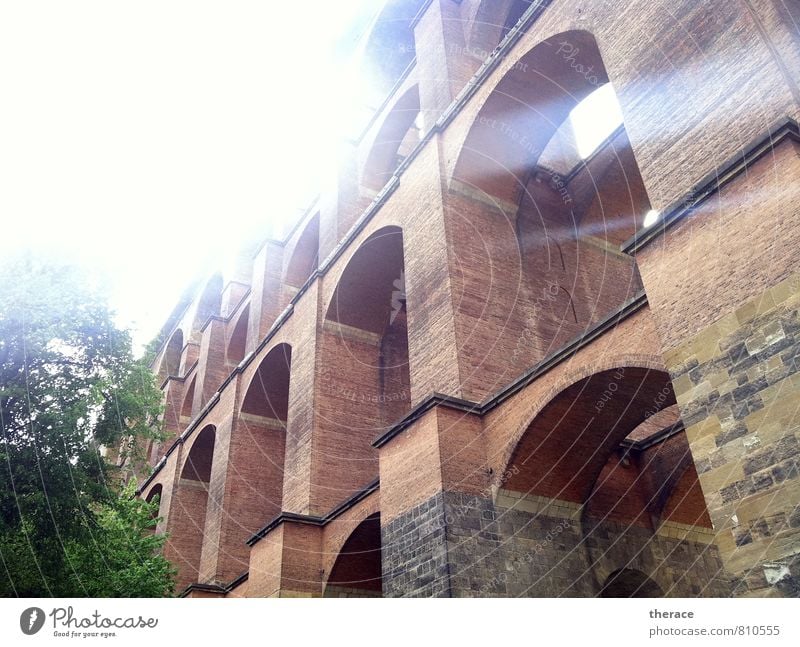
{"left": 572, "top": 83, "right": 624, "bottom": 158}
{"left": 0, "top": 1, "right": 377, "bottom": 351}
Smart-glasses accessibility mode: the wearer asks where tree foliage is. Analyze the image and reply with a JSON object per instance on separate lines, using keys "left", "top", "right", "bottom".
{"left": 0, "top": 256, "right": 174, "bottom": 596}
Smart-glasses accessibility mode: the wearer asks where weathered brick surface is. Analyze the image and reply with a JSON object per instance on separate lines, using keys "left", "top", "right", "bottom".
{"left": 136, "top": 0, "right": 799, "bottom": 597}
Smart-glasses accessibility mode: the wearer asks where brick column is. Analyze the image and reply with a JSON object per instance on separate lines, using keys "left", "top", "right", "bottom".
{"left": 413, "top": 0, "right": 477, "bottom": 124}
{"left": 377, "top": 403, "right": 493, "bottom": 596}
{"left": 247, "top": 520, "right": 323, "bottom": 597}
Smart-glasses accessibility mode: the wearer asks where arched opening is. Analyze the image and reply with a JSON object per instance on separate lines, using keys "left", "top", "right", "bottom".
{"left": 359, "top": 0, "right": 426, "bottom": 108}
{"left": 494, "top": 367, "right": 724, "bottom": 596}
{"left": 448, "top": 31, "right": 651, "bottom": 397}
{"left": 362, "top": 85, "right": 421, "bottom": 191}
{"left": 180, "top": 376, "right": 196, "bottom": 423}
{"left": 504, "top": 368, "right": 675, "bottom": 502}
{"left": 193, "top": 273, "right": 223, "bottom": 334}
{"left": 284, "top": 213, "right": 320, "bottom": 290}
{"left": 201, "top": 344, "right": 291, "bottom": 582}
{"left": 227, "top": 305, "right": 249, "bottom": 367}
{"left": 660, "top": 462, "right": 713, "bottom": 528}
{"left": 316, "top": 226, "right": 410, "bottom": 510}
{"left": 237, "top": 343, "right": 290, "bottom": 513}
{"left": 601, "top": 569, "right": 664, "bottom": 598}
{"left": 166, "top": 424, "right": 216, "bottom": 590}
{"left": 144, "top": 484, "right": 163, "bottom": 533}
{"left": 465, "top": 0, "right": 534, "bottom": 60}
{"left": 163, "top": 329, "right": 183, "bottom": 378}
{"left": 181, "top": 425, "right": 215, "bottom": 482}
{"left": 241, "top": 343, "right": 292, "bottom": 423}
{"left": 324, "top": 513, "right": 383, "bottom": 597}
{"left": 586, "top": 404, "right": 713, "bottom": 532}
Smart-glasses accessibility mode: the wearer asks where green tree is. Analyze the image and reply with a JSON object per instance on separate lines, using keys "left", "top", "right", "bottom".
{"left": 64, "top": 483, "right": 175, "bottom": 597}
{"left": 0, "top": 255, "right": 174, "bottom": 596}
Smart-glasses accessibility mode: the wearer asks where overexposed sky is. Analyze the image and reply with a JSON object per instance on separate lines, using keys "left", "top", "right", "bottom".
{"left": 0, "top": 1, "right": 377, "bottom": 351}
{"left": 1, "top": 1, "right": 624, "bottom": 353}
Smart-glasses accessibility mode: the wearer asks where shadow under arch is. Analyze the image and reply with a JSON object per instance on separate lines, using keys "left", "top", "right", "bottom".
{"left": 601, "top": 568, "right": 664, "bottom": 598}
{"left": 192, "top": 273, "right": 223, "bottom": 335}
{"left": 452, "top": 29, "right": 613, "bottom": 205}
{"left": 501, "top": 366, "right": 676, "bottom": 503}
{"left": 164, "top": 424, "right": 216, "bottom": 590}
{"left": 323, "top": 513, "right": 383, "bottom": 597}
{"left": 159, "top": 328, "right": 184, "bottom": 380}
{"left": 315, "top": 225, "right": 410, "bottom": 511}
{"left": 284, "top": 213, "right": 320, "bottom": 291}
{"left": 361, "top": 84, "right": 421, "bottom": 192}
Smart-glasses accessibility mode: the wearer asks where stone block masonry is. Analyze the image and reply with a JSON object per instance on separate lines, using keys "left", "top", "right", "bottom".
{"left": 668, "top": 273, "right": 800, "bottom": 596}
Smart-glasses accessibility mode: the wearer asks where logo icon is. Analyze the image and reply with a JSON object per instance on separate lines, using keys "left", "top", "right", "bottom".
{"left": 20, "top": 607, "right": 45, "bottom": 635}
{"left": 390, "top": 271, "right": 406, "bottom": 324}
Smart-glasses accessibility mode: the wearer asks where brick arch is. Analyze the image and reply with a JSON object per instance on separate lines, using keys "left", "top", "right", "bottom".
{"left": 233, "top": 341, "right": 291, "bottom": 519}
{"left": 357, "top": 0, "right": 426, "bottom": 106}
{"left": 239, "top": 342, "right": 292, "bottom": 421}
{"left": 191, "top": 273, "right": 223, "bottom": 335}
{"left": 322, "top": 494, "right": 381, "bottom": 580}
{"left": 496, "top": 354, "right": 668, "bottom": 483}
{"left": 324, "top": 225, "right": 406, "bottom": 335}
{"left": 179, "top": 424, "right": 216, "bottom": 482}
{"left": 322, "top": 512, "right": 383, "bottom": 597}
{"left": 315, "top": 224, "right": 410, "bottom": 511}
{"left": 465, "top": 0, "right": 531, "bottom": 54}
{"left": 443, "top": 26, "right": 652, "bottom": 401}
{"left": 226, "top": 303, "right": 249, "bottom": 367}
{"left": 582, "top": 405, "right": 685, "bottom": 528}
{"left": 142, "top": 480, "right": 166, "bottom": 506}
{"left": 588, "top": 404, "right": 713, "bottom": 530}
{"left": 451, "top": 29, "right": 611, "bottom": 206}
{"left": 321, "top": 221, "right": 404, "bottom": 322}
{"left": 499, "top": 357, "right": 673, "bottom": 503}
{"left": 284, "top": 213, "right": 319, "bottom": 290}
{"left": 361, "top": 84, "right": 420, "bottom": 192}
{"left": 180, "top": 375, "right": 196, "bottom": 421}
{"left": 659, "top": 459, "right": 713, "bottom": 529}
{"left": 166, "top": 424, "right": 217, "bottom": 590}
{"left": 144, "top": 483, "right": 164, "bottom": 529}
{"left": 157, "top": 327, "right": 184, "bottom": 381}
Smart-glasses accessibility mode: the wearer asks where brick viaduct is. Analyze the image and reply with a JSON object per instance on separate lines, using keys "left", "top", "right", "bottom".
{"left": 133, "top": 0, "right": 800, "bottom": 597}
